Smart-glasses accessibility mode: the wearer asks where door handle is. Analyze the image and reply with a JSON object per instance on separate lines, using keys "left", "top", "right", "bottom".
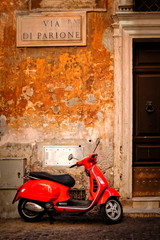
{"left": 145, "top": 101, "right": 154, "bottom": 113}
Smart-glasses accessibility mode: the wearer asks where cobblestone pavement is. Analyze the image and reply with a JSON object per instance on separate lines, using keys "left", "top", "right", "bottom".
{"left": 0, "top": 215, "right": 159, "bottom": 240}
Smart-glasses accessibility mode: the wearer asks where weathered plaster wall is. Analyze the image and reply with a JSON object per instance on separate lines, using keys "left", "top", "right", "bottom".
{"left": 0, "top": 0, "right": 115, "bottom": 191}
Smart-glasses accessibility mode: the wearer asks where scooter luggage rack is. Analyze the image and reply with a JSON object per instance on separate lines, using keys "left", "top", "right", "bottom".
{"left": 23, "top": 175, "right": 39, "bottom": 180}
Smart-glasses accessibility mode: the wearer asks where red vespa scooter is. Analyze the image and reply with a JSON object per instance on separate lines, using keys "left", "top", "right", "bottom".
{"left": 12, "top": 138, "right": 123, "bottom": 224}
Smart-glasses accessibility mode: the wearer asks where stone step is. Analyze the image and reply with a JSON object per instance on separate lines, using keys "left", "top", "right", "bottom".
{"left": 132, "top": 197, "right": 160, "bottom": 209}
{"left": 123, "top": 208, "right": 160, "bottom": 217}
{"left": 123, "top": 197, "right": 160, "bottom": 217}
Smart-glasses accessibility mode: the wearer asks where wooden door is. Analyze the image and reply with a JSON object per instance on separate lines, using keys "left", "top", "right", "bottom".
{"left": 133, "top": 39, "right": 160, "bottom": 197}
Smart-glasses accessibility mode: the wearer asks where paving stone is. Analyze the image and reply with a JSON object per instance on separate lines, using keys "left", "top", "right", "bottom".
{"left": 0, "top": 215, "right": 159, "bottom": 240}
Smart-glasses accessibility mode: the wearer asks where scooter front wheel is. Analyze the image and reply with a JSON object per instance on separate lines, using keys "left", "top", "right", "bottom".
{"left": 101, "top": 198, "right": 123, "bottom": 224}
{"left": 18, "top": 198, "right": 45, "bottom": 222}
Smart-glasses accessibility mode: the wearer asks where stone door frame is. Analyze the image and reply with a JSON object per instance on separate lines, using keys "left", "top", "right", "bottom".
{"left": 112, "top": 13, "right": 160, "bottom": 199}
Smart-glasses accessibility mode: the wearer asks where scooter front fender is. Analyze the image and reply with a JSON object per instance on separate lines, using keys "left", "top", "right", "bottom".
{"left": 97, "top": 187, "right": 120, "bottom": 205}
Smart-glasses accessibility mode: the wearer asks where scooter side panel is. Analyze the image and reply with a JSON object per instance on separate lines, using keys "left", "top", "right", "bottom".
{"left": 17, "top": 179, "right": 61, "bottom": 202}
{"left": 97, "top": 187, "right": 120, "bottom": 205}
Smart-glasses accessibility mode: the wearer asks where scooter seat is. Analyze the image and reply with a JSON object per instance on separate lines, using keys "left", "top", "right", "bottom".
{"left": 29, "top": 172, "right": 75, "bottom": 187}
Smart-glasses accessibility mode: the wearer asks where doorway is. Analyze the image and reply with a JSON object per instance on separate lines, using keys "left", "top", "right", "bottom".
{"left": 133, "top": 39, "right": 160, "bottom": 197}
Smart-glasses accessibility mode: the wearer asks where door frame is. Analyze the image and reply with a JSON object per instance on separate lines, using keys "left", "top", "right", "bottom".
{"left": 112, "top": 12, "right": 160, "bottom": 199}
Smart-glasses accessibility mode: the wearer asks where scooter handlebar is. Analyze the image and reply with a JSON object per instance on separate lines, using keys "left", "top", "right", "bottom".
{"left": 69, "top": 164, "right": 77, "bottom": 168}
{"left": 69, "top": 154, "right": 98, "bottom": 169}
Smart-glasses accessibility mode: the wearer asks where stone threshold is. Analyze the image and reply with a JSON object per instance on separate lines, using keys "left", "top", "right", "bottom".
{"left": 132, "top": 197, "right": 160, "bottom": 209}
{"left": 123, "top": 208, "right": 160, "bottom": 217}
{"left": 132, "top": 197, "right": 160, "bottom": 202}
{"left": 123, "top": 197, "right": 160, "bottom": 217}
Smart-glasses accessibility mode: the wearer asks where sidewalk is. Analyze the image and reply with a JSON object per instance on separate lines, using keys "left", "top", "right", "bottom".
{"left": 0, "top": 215, "right": 159, "bottom": 240}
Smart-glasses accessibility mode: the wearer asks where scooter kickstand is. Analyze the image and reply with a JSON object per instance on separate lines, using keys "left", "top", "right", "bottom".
{"left": 47, "top": 211, "right": 54, "bottom": 224}
{"left": 45, "top": 202, "right": 55, "bottom": 224}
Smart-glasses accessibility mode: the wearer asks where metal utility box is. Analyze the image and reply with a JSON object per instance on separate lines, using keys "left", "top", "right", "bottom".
{"left": 0, "top": 158, "right": 26, "bottom": 189}
{"left": 0, "top": 158, "right": 26, "bottom": 218}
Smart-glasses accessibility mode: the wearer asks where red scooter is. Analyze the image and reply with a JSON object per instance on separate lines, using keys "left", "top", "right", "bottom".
{"left": 12, "top": 138, "right": 123, "bottom": 224}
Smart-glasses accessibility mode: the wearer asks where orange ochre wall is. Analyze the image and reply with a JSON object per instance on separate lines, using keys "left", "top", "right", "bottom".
{"left": 0, "top": 0, "right": 114, "bottom": 143}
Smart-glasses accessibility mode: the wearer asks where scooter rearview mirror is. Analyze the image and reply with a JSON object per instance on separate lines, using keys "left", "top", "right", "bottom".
{"left": 68, "top": 154, "right": 73, "bottom": 161}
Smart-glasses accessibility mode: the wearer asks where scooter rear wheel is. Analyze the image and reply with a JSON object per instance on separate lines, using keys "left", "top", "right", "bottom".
{"left": 18, "top": 198, "right": 45, "bottom": 222}
{"left": 101, "top": 198, "right": 123, "bottom": 224}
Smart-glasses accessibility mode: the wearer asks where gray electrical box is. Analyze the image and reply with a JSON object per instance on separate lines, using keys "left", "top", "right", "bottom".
{"left": 0, "top": 158, "right": 26, "bottom": 189}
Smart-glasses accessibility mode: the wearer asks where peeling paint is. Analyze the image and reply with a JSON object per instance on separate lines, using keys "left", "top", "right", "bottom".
{"left": 102, "top": 28, "right": 113, "bottom": 53}
{"left": 64, "top": 97, "right": 80, "bottom": 108}
{"left": 0, "top": 115, "right": 6, "bottom": 136}
{"left": 97, "top": 111, "right": 104, "bottom": 121}
{"left": 51, "top": 105, "right": 60, "bottom": 114}
{"left": 0, "top": 42, "right": 114, "bottom": 138}
{"left": 85, "top": 94, "right": 97, "bottom": 105}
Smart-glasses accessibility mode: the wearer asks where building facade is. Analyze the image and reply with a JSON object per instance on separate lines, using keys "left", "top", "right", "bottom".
{"left": 0, "top": 0, "right": 160, "bottom": 217}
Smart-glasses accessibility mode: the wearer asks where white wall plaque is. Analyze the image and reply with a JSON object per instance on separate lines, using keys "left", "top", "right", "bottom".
{"left": 43, "top": 146, "right": 84, "bottom": 166}
{"left": 17, "top": 12, "right": 86, "bottom": 47}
